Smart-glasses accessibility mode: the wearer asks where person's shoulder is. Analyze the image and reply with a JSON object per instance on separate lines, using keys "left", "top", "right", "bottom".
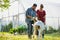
{"left": 43, "top": 10, "right": 46, "bottom": 15}
{"left": 28, "top": 7, "right": 32, "bottom": 9}
{"left": 37, "top": 9, "right": 39, "bottom": 11}
{"left": 36, "top": 9, "right": 39, "bottom": 12}
{"left": 27, "top": 8, "right": 30, "bottom": 10}
{"left": 27, "top": 7, "right": 32, "bottom": 11}
{"left": 43, "top": 10, "right": 46, "bottom": 12}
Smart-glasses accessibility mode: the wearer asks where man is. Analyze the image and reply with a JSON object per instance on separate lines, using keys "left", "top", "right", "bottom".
{"left": 25, "top": 4, "right": 37, "bottom": 39}
{"left": 37, "top": 4, "right": 46, "bottom": 40}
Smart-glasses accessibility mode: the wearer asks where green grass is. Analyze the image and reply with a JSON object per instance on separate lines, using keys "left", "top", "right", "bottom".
{"left": 0, "top": 32, "right": 60, "bottom": 40}
{"left": 45, "top": 32, "right": 60, "bottom": 37}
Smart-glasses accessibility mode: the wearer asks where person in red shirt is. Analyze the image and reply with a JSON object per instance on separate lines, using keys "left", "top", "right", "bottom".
{"left": 36, "top": 4, "right": 46, "bottom": 40}
{"left": 37, "top": 4, "right": 46, "bottom": 25}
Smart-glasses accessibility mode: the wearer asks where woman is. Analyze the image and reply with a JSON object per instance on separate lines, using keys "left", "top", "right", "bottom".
{"left": 36, "top": 4, "right": 46, "bottom": 40}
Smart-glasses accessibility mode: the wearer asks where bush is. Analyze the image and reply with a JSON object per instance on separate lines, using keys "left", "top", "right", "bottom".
{"left": 9, "top": 25, "right": 27, "bottom": 34}
{"left": 2, "top": 22, "right": 13, "bottom": 32}
{"left": 9, "top": 28, "right": 17, "bottom": 34}
{"left": 45, "top": 26, "right": 57, "bottom": 34}
{"left": 57, "top": 26, "right": 60, "bottom": 33}
{"left": 45, "top": 27, "right": 48, "bottom": 34}
{"left": 17, "top": 25, "right": 27, "bottom": 34}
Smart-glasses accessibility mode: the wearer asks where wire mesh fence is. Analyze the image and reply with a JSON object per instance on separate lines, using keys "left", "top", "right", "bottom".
{"left": 0, "top": 0, "right": 60, "bottom": 31}
{"left": 0, "top": 13, "right": 60, "bottom": 31}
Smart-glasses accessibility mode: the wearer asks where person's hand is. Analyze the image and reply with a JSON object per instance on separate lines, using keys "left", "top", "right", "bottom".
{"left": 26, "top": 15, "right": 32, "bottom": 19}
{"left": 32, "top": 17, "right": 37, "bottom": 21}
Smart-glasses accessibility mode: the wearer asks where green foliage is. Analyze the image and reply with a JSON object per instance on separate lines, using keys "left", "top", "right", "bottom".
{"left": 2, "top": 22, "right": 13, "bottom": 32}
{"left": 0, "top": 0, "right": 10, "bottom": 10}
{"left": 45, "top": 27, "right": 48, "bottom": 34}
{"left": 45, "top": 26, "right": 57, "bottom": 34}
{"left": 9, "top": 28, "right": 17, "bottom": 34}
{"left": 0, "top": 32, "right": 60, "bottom": 40}
{"left": 9, "top": 25, "right": 27, "bottom": 34}
{"left": 57, "top": 26, "right": 60, "bottom": 33}
{"left": 17, "top": 25, "right": 27, "bottom": 34}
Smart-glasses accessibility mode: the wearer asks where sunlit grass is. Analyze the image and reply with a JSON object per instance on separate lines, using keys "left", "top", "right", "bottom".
{"left": 0, "top": 32, "right": 60, "bottom": 40}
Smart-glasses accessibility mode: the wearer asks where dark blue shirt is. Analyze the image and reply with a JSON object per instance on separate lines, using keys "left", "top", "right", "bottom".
{"left": 25, "top": 7, "right": 36, "bottom": 24}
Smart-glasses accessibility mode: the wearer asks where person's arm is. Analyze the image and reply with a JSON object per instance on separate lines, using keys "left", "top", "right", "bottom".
{"left": 36, "top": 10, "right": 40, "bottom": 20}
{"left": 26, "top": 15, "right": 32, "bottom": 18}
{"left": 43, "top": 10, "right": 46, "bottom": 18}
{"left": 43, "top": 15, "right": 46, "bottom": 18}
{"left": 36, "top": 10, "right": 39, "bottom": 17}
{"left": 44, "top": 15, "right": 46, "bottom": 25}
{"left": 26, "top": 8, "right": 32, "bottom": 19}
{"left": 43, "top": 10, "right": 46, "bottom": 24}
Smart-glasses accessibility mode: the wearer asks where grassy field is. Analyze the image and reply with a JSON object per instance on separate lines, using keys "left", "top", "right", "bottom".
{"left": 0, "top": 32, "right": 60, "bottom": 40}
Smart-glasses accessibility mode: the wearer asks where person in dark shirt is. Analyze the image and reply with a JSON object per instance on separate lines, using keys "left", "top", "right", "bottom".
{"left": 25, "top": 4, "right": 37, "bottom": 39}
{"left": 37, "top": 4, "right": 46, "bottom": 40}
{"left": 37, "top": 4, "right": 46, "bottom": 25}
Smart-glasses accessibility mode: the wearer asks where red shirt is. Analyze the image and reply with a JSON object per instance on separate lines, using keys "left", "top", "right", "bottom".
{"left": 37, "top": 10, "right": 46, "bottom": 24}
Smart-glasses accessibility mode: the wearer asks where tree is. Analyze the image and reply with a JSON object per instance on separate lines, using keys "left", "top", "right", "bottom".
{"left": 0, "top": 0, "right": 10, "bottom": 10}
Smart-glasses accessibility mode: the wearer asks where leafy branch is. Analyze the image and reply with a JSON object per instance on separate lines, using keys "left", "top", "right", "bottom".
{"left": 0, "top": 0, "right": 10, "bottom": 11}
